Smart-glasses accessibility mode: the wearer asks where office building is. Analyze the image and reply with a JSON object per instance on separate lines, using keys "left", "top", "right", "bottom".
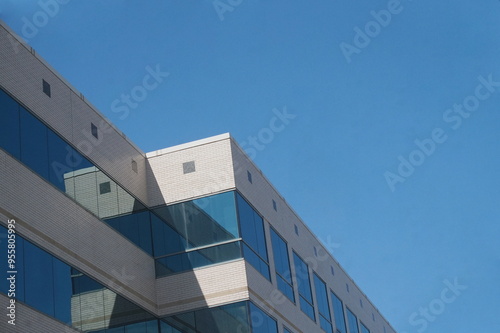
{"left": 0, "top": 21, "right": 396, "bottom": 333}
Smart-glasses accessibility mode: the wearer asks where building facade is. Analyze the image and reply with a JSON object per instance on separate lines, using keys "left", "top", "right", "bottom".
{"left": 0, "top": 20, "right": 396, "bottom": 333}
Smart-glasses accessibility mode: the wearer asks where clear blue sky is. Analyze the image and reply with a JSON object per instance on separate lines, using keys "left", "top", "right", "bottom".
{"left": 2, "top": 1, "right": 500, "bottom": 332}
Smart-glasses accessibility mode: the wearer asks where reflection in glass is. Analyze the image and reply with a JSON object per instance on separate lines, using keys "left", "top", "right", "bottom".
{"left": 313, "top": 273, "right": 332, "bottom": 333}
{"left": 346, "top": 308, "right": 360, "bottom": 333}
{"left": 155, "top": 241, "right": 241, "bottom": 277}
{"left": 293, "top": 252, "right": 315, "bottom": 321}
{"left": 331, "top": 292, "right": 347, "bottom": 333}
{"left": 161, "top": 301, "right": 251, "bottom": 333}
{"left": 0, "top": 226, "right": 157, "bottom": 332}
{"left": 20, "top": 106, "right": 49, "bottom": 179}
{"left": 24, "top": 240, "right": 55, "bottom": 317}
{"left": 236, "top": 193, "right": 270, "bottom": 280}
{"left": 270, "top": 228, "right": 294, "bottom": 302}
{"left": 249, "top": 302, "right": 278, "bottom": 333}
{"left": 0, "top": 88, "right": 21, "bottom": 158}
{"left": 153, "top": 191, "right": 239, "bottom": 251}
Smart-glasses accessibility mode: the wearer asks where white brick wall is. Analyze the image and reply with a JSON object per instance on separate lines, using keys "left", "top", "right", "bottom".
{"left": 146, "top": 134, "right": 235, "bottom": 206}
{"left": 156, "top": 259, "right": 249, "bottom": 316}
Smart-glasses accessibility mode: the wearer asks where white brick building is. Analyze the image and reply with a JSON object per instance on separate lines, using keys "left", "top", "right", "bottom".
{"left": 0, "top": 20, "right": 396, "bottom": 333}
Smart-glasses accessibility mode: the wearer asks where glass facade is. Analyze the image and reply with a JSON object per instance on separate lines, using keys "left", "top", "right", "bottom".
{"left": 270, "top": 228, "right": 294, "bottom": 302}
{"left": 346, "top": 308, "right": 359, "bottom": 333}
{"left": 313, "top": 273, "right": 333, "bottom": 333}
{"left": 293, "top": 252, "right": 315, "bottom": 321}
{"left": 0, "top": 87, "right": 385, "bottom": 333}
{"left": 0, "top": 225, "right": 156, "bottom": 332}
{"left": 237, "top": 193, "right": 270, "bottom": 280}
{"left": 331, "top": 292, "right": 347, "bottom": 333}
{"left": 154, "top": 191, "right": 270, "bottom": 279}
{"left": 0, "top": 224, "right": 277, "bottom": 333}
{"left": 0, "top": 88, "right": 271, "bottom": 279}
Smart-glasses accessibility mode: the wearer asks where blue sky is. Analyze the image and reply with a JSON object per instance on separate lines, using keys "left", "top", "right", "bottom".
{"left": 2, "top": 0, "right": 500, "bottom": 332}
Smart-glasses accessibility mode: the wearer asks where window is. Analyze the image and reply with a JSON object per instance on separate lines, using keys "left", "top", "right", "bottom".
{"left": 331, "top": 266, "right": 335, "bottom": 276}
{"left": 91, "top": 122, "right": 98, "bottom": 139}
{"left": 161, "top": 301, "right": 271, "bottom": 333}
{"left": 42, "top": 79, "right": 51, "bottom": 97}
{"left": 372, "top": 313, "right": 375, "bottom": 321}
{"left": 154, "top": 191, "right": 239, "bottom": 252}
{"left": 270, "top": 228, "right": 294, "bottom": 302}
{"left": 99, "top": 181, "right": 111, "bottom": 194}
{"left": 182, "top": 161, "right": 195, "bottom": 174}
{"left": 0, "top": 88, "right": 21, "bottom": 159}
{"left": 314, "top": 247, "right": 318, "bottom": 257}
{"left": 155, "top": 241, "right": 242, "bottom": 276}
{"left": 314, "top": 273, "right": 333, "bottom": 332}
{"left": 20, "top": 107, "right": 49, "bottom": 179}
{"left": 330, "top": 292, "right": 347, "bottom": 333}
{"left": 293, "top": 252, "right": 315, "bottom": 321}
{"left": 284, "top": 328, "right": 293, "bottom": 333}
{"left": 360, "top": 322, "right": 370, "bottom": 333}
{"left": 237, "top": 193, "right": 270, "bottom": 280}
{"left": 294, "top": 224, "right": 299, "bottom": 236}
{"left": 0, "top": 225, "right": 156, "bottom": 331}
{"left": 346, "top": 283, "right": 350, "bottom": 293}
{"left": 360, "top": 299, "right": 363, "bottom": 308}
{"left": 272, "top": 199, "right": 277, "bottom": 211}
{"left": 346, "top": 308, "right": 359, "bottom": 333}
{"left": 247, "top": 170, "right": 252, "bottom": 183}
{"left": 132, "top": 159, "right": 138, "bottom": 173}
{"left": 249, "top": 302, "right": 278, "bottom": 333}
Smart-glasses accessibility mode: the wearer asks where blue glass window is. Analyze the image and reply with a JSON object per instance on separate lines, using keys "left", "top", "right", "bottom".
{"left": 151, "top": 213, "right": 187, "bottom": 257}
{"left": 270, "top": 228, "right": 294, "bottom": 302}
{"left": 154, "top": 191, "right": 239, "bottom": 250}
{"left": 346, "top": 308, "right": 359, "bottom": 333}
{"left": 0, "top": 88, "right": 21, "bottom": 158}
{"left": 20, "top": 107, "right": 49, "bottom": 179}
{"left": 237, "top": 193, "right": 270, "bottom": 280}
{"left": 293, "top": 252, "right": 315, "bottom": 321}
{"left": 314, "top": 273, "right": 332, "bottom": 332}
{"left": 155, "top": 241, "right": 242, "bottom": 277}
{"left": 242, "top": 243, "right": 270, "bottom": 280}
{"left": 24, "top": 240, "right": 55, "bottom": 317}
{"left": 53, "top": 258, "right": 72, "bottom": 324}
{"left": 105, "top": 211, "right": 153, "bottom": 255}
{"left": 360, "top": 322, "right": 370, "bottom": 333}
{"left": 331, "top": 292, "right": 347, "bottom": 333}
{"left": 0, "top": 225, "right": 156, "bottom": 331}
{"left": 249, "top": 302, "right": 278, "bottom": 333}
{"left": 162, "top": 301, "right": 250, "bottom": 332}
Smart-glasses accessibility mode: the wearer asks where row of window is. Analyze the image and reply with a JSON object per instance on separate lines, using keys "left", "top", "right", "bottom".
{"left": 0, "top": 87, "right": 380, "bottom": 333}
{"left": 0, "top": 224, "right": 281, "bottom": 333}
{"left": 270, "top": 226, "right": 373, "bottom": 333}
{"left": 0, "top": 87, "right": 273, "bottom": 280}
